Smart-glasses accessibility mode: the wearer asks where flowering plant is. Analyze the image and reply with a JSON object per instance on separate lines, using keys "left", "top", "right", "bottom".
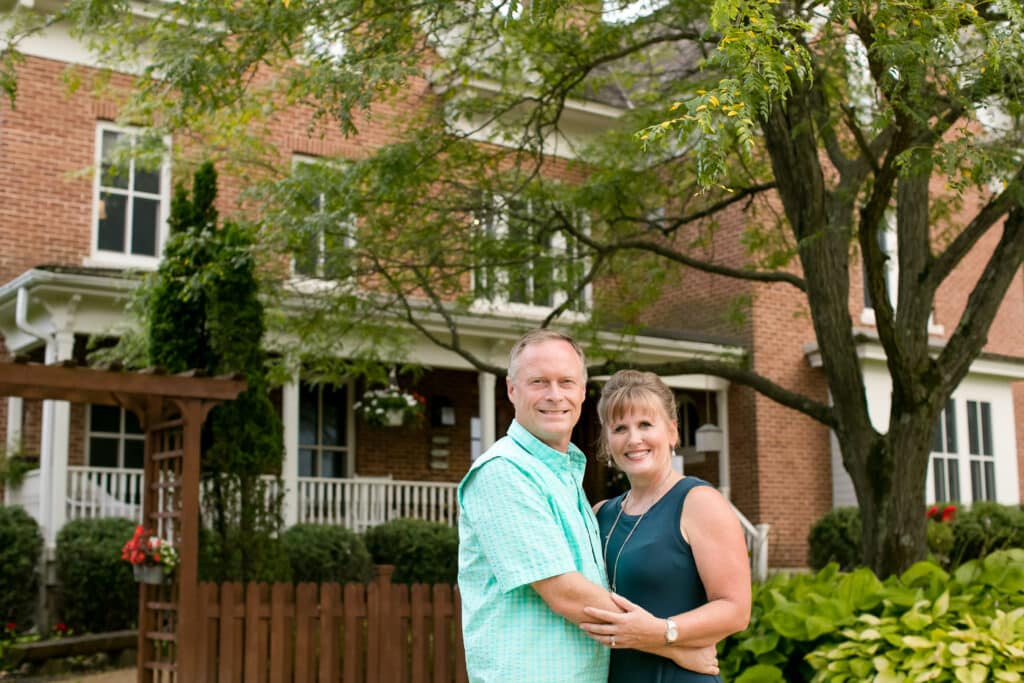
{"left": 354, "top": 385, "right": 426, "bottom": 427}
{"left": 121, "top": 525, "right": 179, "bottom": 575}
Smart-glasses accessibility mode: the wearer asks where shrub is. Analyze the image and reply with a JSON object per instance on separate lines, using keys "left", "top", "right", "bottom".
{"left": 280, "top": 524, "right": 372, "bottom": 584}
{"left": 0, "top": 506, "right": 43, "bottom": 628}
{"left": 55, "top": 517, "right": 138, "bottom": 633}
{"left": 363, "top": 518, "right": 458, "bottom": 585}
{"left": 949, "top": 501, "right": 1024, "bottom": 567}
{"left": 807, "top": 507, "right": 862, "bottom": 571}
{"left": 719, "top": 549, "right": 1024, "bottom": 682}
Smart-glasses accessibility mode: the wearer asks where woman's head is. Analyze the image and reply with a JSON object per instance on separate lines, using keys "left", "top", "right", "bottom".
{"left": 597, "top": 369, "right": 678, "bottom": 467}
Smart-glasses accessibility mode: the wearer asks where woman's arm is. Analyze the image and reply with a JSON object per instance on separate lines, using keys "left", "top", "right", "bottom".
{"left": 580, "top": 486, "right": 751, "bottom": 650}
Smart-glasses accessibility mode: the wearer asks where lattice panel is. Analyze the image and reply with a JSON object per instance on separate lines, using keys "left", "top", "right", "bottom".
{"left": 140, "top": 417, "right": 185, "bottom": 683}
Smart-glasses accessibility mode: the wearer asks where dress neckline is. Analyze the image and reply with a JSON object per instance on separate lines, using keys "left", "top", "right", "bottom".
{"left": 616, "top": 477, "right": 686, "bottom": 519}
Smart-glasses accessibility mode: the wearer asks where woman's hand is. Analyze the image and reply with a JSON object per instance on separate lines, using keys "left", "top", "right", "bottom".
{"left": 667, "top": 645, "right": 719, "bottom": 676}
{"left": 579, "top": 593, "right": 662, "bottom": 651}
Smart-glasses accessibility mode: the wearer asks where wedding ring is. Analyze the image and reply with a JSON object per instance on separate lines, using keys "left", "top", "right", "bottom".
{"left": 610, "top": 635, "right": 616, "bottom": 648}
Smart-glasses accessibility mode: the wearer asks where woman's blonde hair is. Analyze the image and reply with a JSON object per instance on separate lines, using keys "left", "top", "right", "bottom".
{"left": 596, "top": 369, "right": 677, "bottom": 465}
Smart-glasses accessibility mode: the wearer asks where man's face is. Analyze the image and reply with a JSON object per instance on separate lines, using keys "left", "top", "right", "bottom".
{"left": 506, "top": 339, "right": 586, "bottom": 453}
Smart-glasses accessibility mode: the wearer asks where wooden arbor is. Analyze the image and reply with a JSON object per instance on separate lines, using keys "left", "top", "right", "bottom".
{"left": 0, "top": 360, "right": 246, "bottom": 682}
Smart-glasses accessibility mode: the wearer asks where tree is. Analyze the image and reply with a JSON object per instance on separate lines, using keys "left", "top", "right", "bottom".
{"left": 149, "top": 162, "right": 287, "bottom": 582}
{"left": 5, "top": 1, "right": 1022, "bottom": 576}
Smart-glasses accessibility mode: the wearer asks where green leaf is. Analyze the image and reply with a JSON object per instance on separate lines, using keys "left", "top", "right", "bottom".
{"left": 735, "top": 664, "right": 786, "bottom": 683}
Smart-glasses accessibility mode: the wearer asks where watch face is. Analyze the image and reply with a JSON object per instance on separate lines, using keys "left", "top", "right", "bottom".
{"left": 666, "top": 619, "right": 678, "bottom": 643}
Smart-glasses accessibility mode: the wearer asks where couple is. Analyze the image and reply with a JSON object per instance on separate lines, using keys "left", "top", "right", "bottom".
{"left": 458, "top": 329, "right": 751, "bottom": 682}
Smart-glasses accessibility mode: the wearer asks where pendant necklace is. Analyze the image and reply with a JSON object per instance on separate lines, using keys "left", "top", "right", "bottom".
{"left": 602, "top": 478, "right": 673, "bottom": 593}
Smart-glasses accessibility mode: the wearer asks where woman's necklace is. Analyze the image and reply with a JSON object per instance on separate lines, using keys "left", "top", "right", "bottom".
{"left": 602, "top": 477, "right": 676, "bottom": 592}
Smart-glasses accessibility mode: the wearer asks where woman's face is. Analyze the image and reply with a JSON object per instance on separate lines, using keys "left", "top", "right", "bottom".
{"left": 605, "top": 400, "right": 678, "bottom": 480}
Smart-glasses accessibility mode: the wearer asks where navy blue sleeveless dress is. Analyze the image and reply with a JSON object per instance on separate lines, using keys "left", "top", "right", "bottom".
{"left": 596, "top": 477, "right": 722, "bottom": 682}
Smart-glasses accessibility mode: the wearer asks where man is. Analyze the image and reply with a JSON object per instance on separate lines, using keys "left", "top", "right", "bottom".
{"left": 457, "top": 329, "right": 619, "bottom": 682}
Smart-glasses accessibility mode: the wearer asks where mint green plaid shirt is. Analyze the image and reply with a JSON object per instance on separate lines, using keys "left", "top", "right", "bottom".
{"left": 458, "top": 420, "right": 609, "bottom": 683}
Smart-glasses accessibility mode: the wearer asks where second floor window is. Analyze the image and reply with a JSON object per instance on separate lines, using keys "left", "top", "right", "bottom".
{"left": 929, "top": 398, "right": 960, "bottom": 503}
{"left": 966, "top": 400, "right": 996, "bottom": 502}
{"left": 473, "top": 196, "right": 590, "bottom": 314}
{"left": 94, "top": 125, "right": 169, "bottom": 264}
{"left": 291, "top": 156, "right": 355, "bottom": 280}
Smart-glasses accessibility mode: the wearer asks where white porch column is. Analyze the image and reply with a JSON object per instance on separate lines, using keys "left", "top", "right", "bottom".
{"left": 46, "top": 330, "right": 75, "bottom": 547}
{"left": 5, "top": 397, "right": 23, "bottom": 452}
{"left": 477, "top": 372, "right": 496, "bottom": 451}
{"left": 281, "top": 375, "right": 300, "bottom": 527}
{"left": 716, "top": 386, "right": 731, "bottom": 501}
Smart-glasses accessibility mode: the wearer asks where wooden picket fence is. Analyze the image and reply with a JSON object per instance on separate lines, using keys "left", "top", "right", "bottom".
{"left": 190, "top": 566, "right": 468, "bottom": 683}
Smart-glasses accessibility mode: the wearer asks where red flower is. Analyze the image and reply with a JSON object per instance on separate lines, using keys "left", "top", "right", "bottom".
{"left": 4, "top": 622, "right": 15, "bottom": 632}
{"left": 941, "top": 505, "right": 956, "bottom": 523}
{"left": 53, "top": 623, "right": 67, "bottom": 633}
{"left": 926, "top": 505, "right": 938, "bottom": 519}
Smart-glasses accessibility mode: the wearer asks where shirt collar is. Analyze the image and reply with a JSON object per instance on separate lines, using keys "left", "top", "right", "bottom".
{"left": 507, "top": 419, "right": 587, "bottom": 479}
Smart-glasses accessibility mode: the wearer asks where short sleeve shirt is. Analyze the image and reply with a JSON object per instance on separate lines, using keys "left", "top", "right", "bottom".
{"left": 457, "top": 420, "right": 609, "bottom": 683}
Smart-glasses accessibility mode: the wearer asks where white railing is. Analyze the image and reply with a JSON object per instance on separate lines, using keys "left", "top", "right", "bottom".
{"left": 296, "top": 476, "right": 459, "bottom": 532}
{"left": 731, "top": 502, "right": 770, "bottom": 582}
{"left": 4, "top": 468, "right": 41, "bottom": 524}
{"left": 66, "top": 466, "right": 144, "bottom": 523}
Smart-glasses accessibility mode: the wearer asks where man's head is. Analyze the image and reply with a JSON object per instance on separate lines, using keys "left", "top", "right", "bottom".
{"left": 506, "top": 329, "right": 587, "bottom": 453}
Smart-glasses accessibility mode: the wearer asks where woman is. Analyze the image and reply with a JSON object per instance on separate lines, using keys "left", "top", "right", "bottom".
{"left": 580, "top": 370, "right": 751, "bottom": 681}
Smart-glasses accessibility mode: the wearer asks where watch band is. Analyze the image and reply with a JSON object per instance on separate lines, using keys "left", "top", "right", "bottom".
{"left": 664, "top": 617, "right": 678, "bottom": 644}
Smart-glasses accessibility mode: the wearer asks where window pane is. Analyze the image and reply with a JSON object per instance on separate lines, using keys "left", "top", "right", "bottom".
{"left": 89, "top": 437, "right": 119, "bottom": 468}
{"left": 983, "top": 462, "right": 995, "bottom": 501}
{"left": 98, "top": 192, "right": 127, "bottom": 252}
{"left": 932, "top": 458, "right": 946, "bottom": 502}
{"left": 980, "top": 402, "right": 992, "bottom": 456}
{"left": 124, "top": 439, "right": 145, "bottom": 469}
{"left": 134, "top": 163, "right": 161, "bottom": 194}
{"left": 298, "top": 448, "right": 315, "bottom": 477}
{"left": 944, "top": 399, "right": 957, "bottom": 453}
{"left": 931, "top": 414, "right": 943, "bottom": 453}
{"left": 321, "top": 385, "right": 346, "bottom": 447}
{"left": 124, "top": 410, "right": 143, "bottom": 435}
{"left": 299, "top": 384, "right": 318, "bottom": 447}
{"left": 90, "top": 405, "right": 121, "bottom": 433}
{"left": 970, "top": 461, "right": 982, "bottom": 501}
{"left": 101, "top": 131, "right": 130, "bottom": 189}
{"left": 322, "top": 227, "right": 350, "bottom": 280}
{"left": 946, "top": 459, "right": 960, "bottom": 503}
{"left": 966, "top": 401, "right": 979, "bottom": 455}
{"left": 131, "top": 197, "right": 159, "bottom": 256}
{"left": 320, "top": 451, "right": 345, "bottom": 479}
{"left": 293, "top": 229, "right": 320, "bottom": 277}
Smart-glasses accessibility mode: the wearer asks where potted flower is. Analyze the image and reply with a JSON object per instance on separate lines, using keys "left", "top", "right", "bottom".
{"left": 121, "top": 525, "right": 179, "bottom": 584}
{"left": 355, "top": 385, "right": 426, "bottom": 427}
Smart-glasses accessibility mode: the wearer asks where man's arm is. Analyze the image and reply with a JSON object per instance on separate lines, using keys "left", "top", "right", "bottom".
{"left": 531, "top": 572, "right": 620, "bottom": 624}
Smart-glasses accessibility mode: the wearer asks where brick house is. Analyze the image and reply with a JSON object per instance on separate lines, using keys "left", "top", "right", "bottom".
{"left": 0, "top": 11, "right": 1021, "bottom": 574}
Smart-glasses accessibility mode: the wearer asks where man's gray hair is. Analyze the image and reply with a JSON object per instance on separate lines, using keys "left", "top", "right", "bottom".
{"left": 507, "top": 329, "right": 587, "bottom": 382}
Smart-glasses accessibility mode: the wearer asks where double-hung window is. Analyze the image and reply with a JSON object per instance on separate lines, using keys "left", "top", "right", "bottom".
{"left": 92, "top": 124, "right": 170, "bottom": 267}
{"left": 473, "top": 196, "right": 591, "bottom": 315}
{"left": 929, "top": 398, "right": 960, "bottom": 503}
{"left": 298, "top": 381, "right": 353, "bottom": 478}
{"left": 291, "top": 156, "right": 356, "bottom": 280}
{"left": 966, "top": 400, "right": 996, "bottom": 502}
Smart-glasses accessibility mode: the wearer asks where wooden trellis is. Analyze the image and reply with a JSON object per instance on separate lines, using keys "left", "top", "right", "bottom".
{"left": 0, "top": 360, "right": 246, "bottom": 683}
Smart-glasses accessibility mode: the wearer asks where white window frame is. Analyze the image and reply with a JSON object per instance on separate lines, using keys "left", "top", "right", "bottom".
{"left": 86, "top": 404, "right": 145, "bottom": 470}
{"left": 470, "top": 196, "right": 592, "bottom": 320}
{"left": 86, "top": 123, "right": 171, "bottom": 270}
{"left": 927, "top": 398, "right": 961, "bottom": 503}
{"left": 965, "top": 399, "right": 996, "bottom": 502}
{"left": 289, "top": 155, "right": 357, "bottom": 282}
{"left": 297, "top": 380, "right": 355, "bottom": 479}
{"left": 860, "top": 213, "right": 944, "bottom": 334}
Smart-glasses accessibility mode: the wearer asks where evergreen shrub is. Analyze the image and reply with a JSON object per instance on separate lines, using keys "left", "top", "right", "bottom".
{"left": 280, "top": 524, "right": 372, "bottom": 584}
{"left": 363, "top": 518, "right": 458, "bottom": 585}
{"left": 949, "top": 501, "right": 1024, "bottom": 566}
{"left": 807, "top": 507, "right": 862, "bottom": 571}
{"left": 55, "top": 517, "right": 137, "bottom": 633}
{"left": 0, "top": 506, "right": 42, "bottom": 628}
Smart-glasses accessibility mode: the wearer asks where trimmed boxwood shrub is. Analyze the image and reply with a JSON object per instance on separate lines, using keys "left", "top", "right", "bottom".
{"left": 807, "top": 507, "right": 862, "bottom": 571}
{"left": 363, "top": 518, "right": 458, "bottom": 585}
{"left": 0, "top": 505, "right": 43, "bottom": 628}
{"left": 280, "top": 524, "right": 372, "bottom": 584}
{"left": 55, "top": 517, "right": 137, "bottom": 633}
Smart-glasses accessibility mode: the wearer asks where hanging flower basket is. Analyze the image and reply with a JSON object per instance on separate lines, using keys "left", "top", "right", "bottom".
{"left": 355, "top": 385, "right": 425, "bottom": 427}
{"left": 121, "top": 525, "right": 178, "bottom": 584}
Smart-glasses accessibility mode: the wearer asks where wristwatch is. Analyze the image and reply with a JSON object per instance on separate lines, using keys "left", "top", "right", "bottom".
{"left": 664, "top": 618, "right": 678, "bottom": 644}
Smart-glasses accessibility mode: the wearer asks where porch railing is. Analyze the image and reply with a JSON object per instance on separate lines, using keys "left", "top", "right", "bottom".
{"left": 731, "top": 502, "right": 770, "bottom": 582}
{"left": 67, "top": 466, "right": 143, "bottom": 522}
